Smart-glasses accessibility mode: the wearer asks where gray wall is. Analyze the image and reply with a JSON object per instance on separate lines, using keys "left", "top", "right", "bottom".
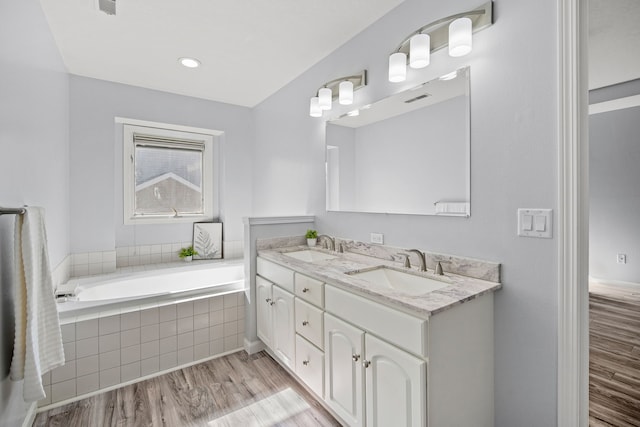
{"left": 589, "top": 105, "right": 640, "bottom": 283}
{"left": 253, "top": 0, "right": 559, "bottom": 425}
{"left": 69, "top": 76, "right": 254, "bottom": 252}
{"left": 0, "top": 0, "right": 70, "bottom": 423}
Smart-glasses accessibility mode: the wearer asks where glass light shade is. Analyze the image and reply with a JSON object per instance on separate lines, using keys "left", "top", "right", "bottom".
{"left": 449, "top": 17, "right": 472, "bottom": 57}
{"left": 309, "top": 97, "right": 322, "bottom": 117}
{"left": 409, "top": 34, "right": 430, "bottom": 69}
{"left": 339, "top": 81, "right": 354, "bottom": 105}
{"left": 318, "top": 87, "right": 332, "bottom": 110}
{"left": 388, "top": 52, "right": 407, "bottom": 83}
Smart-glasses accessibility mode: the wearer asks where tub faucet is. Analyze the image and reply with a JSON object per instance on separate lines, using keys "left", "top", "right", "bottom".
{"left": 406, "top": 249, "right": 427, "bottom": 272}
{"left": 318, "top": 235, "right": 335, "bottom": 251}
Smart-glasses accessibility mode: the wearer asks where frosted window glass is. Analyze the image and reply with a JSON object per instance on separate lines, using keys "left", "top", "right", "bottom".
{"left": 134, "top": 146, "right": 203, "bottom": 216}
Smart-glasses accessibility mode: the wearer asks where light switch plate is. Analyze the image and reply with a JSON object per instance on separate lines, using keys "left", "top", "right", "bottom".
{"left": 518, "top": 209, "right": 553, "bottom": 238}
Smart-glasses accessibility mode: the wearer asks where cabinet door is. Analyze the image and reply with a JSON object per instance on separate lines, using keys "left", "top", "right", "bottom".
{"left": 324, "top": 313, "right": 365, "bottom": 427}
{"left": 364, "top": 334, "right": 426, "bottom": 427}
{"left": 272, "top": 286, "right": 295, "bottom": 369}
{"left": 295, "top": 334, "right": 324, "bottom": 398}
{"left": 256, "top": 276, "right": 273, "bottom": 348}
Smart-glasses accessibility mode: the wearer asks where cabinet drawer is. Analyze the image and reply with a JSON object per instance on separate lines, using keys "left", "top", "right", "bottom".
{"left": 325, "top": 285, "right": 428, "bottom": 358}
{"left": 257, "top": 257, "right": 294, "bottom": 293}
{"left": 295, "top": 334, "right": 324, "bottom": 398}
{"left": 294, "top": 273, "right": 324, "bottom": 308}
{"left": 295, "top": 298, "right": 324, "bottom": 350}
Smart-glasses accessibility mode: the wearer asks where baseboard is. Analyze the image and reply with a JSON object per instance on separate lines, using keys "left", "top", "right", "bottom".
{"left": 244, "top": 337, "right": 265, "bottom": 354}
{"left": 589, "top": 276, "right": 640, "bottom": 290}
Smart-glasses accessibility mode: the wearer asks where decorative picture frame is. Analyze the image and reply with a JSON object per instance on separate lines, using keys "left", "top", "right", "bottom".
{"left": 192, "top": 222, "right": 223, "bottom": 260}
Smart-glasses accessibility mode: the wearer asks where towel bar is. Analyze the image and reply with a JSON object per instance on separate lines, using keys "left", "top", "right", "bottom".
{"left": 0, "top": 207, "right": 26, "bottom": 216}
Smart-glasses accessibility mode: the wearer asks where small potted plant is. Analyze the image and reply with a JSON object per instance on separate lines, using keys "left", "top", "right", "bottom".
{"left": 305, "top": 229, "right": 318, "bottom": 247}
{"left": 178, "top": 245, "right": 199, "bottom": 262}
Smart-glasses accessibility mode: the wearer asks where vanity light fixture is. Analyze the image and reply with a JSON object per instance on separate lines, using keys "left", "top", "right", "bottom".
{"left": 318, "top": 87, "right": 332, "bottom": 110}
{"left": 309, "top": 97, "right": 322, "bottom": 117}
{"left": 388, "top": 1, "right": 493, "bottom": 83}
{"left": 309, "top": 70, "right": 367, "bottom": 117}
{"left": 388, "top": 53, "right": 407, "bottom": 82}
{"left": 339, "top": 81, "right": 354, "bottom": 105}
{"left": 409, "top": 33, "right": 430, "bottom": 69}
{"left": 449, "top": 17, "right": 473, "bottom": 57}
{"left": 179, "top": 57, "right": 201, "bottom": 68}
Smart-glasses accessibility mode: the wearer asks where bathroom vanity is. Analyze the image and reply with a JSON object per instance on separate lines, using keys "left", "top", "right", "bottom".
{"left": 254, "top": 239, "right": 500, "bottom": 427}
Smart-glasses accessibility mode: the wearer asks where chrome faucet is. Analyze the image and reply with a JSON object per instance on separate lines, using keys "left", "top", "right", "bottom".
{"left": 318, "top": 235, "right": 335, "bottom": 251}
{"left": 406, "top": 249, "right": 427, "bottom": 272}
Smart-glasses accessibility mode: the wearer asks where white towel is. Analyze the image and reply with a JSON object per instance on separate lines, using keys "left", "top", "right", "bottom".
{"left": 10, "top": 207, "right": 65, "bottom": 402}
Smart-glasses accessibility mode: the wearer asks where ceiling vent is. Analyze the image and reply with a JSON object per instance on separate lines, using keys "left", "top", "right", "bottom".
{"left": 98, "top": 0, "right": 116, "bottom": 15}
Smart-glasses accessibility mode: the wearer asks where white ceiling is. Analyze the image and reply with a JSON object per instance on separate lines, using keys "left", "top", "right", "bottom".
{"left": 589, "top": 0, "right": 640, "bottom": 90}
{"left": 39, "top": 0, "right": 405, "bottom": 107}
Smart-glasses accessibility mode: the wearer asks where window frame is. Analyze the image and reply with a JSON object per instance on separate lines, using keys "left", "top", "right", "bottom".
{"left": 123, "top": 123, "right": 218, "bottom": 225}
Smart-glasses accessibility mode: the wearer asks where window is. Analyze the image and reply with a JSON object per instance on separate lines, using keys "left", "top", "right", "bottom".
{"left": 123, "top": 123, "right": 217, "bottom": 224}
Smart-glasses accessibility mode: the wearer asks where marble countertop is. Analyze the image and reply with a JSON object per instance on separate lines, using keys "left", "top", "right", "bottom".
{"left": 257, "top": 245, "right": 501, "bottom": 318}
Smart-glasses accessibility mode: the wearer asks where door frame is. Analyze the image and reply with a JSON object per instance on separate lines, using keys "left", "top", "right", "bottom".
{"left": 557, "top": 0, "right": 589, "bottom": 425}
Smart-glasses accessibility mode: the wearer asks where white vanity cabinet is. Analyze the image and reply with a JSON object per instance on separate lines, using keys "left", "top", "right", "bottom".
{"left": 256, "top": 256, "right": 494, "bottom": 427}
{"left": 324, "top": 313, "right": 365, "bottom": 427}
{"left": 364, "top": 333, "right": 426, "bottom": 427}
{"left": 256, "top": 276, "right": 273, "bottom": 348}
{"left": 324, "top": 305, "right": 426, "bottom": 427}
{"left": 272, "top": 285, "right": 295, "bottom": 368}
{"left": 256, "top": 258, "right": 296, "bottom": 369}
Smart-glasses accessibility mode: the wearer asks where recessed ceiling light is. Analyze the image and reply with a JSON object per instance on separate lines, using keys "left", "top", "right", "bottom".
{"left": 179, "top": 57, "right": 201, "bottom": 68}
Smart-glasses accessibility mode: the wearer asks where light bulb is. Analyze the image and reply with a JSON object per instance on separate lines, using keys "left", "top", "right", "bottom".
{"left": 319, "top": 87, "right": 332, "bottom": 110}
{"left": 409, "top": 34, "right": 430, "bottom": 69}
{"left": 339, "top": 81, "right": 354, "bottom": 105}
{"left": 388, "top": 52, "right": 407, "bottom": 83}
{"left": 449, "top": 17, "right": 472, "bottom": 57}
{"left": 309, "top": 97, "right": 322, "bottom": 117}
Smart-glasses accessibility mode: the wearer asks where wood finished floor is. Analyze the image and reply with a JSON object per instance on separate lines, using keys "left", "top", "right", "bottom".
{"left": 589, "top": 282, "right": 640, "bottom": 427}
{"left": 33, "top": 351, "right": 340, "bottom": 427}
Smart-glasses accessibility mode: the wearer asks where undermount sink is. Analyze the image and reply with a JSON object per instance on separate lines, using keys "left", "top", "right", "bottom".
{"left": 347, "top": 267, "right": 449, "bottom": 296}
{"left": 283, "top": 250, "right": 338, "bottom": 263}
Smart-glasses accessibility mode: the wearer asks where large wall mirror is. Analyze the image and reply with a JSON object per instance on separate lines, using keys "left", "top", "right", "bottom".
{"left": 326, "top": 67, "right": 470, "bottom": 216}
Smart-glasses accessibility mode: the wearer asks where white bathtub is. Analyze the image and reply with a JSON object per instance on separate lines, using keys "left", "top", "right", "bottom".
{"left": 47, "top": 259, "right": 246, "bottom": 407}
{"left": 57, "top": 260, "right": 245, "bottom": 318}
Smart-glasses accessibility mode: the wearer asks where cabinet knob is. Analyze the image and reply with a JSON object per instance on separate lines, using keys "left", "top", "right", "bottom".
{"left": 265, "top": 298, "right": 271, "bottom": 304}
{"left": 363, "top": 360, "right": 371, "bottom": 368}
{"left": 269, "top": 301, "right": 275, "bottom": 306}
{"left": 302, "top": 320, "right": 309, "bottom": 326}
{"left": 302, "top": 287, "right": 310, "bottom": 293}
{"left": 303, "top": 360, "right": 310, "bottom": 366}
{"left": 352, "top": 354, "right": 360, "bottom": 362}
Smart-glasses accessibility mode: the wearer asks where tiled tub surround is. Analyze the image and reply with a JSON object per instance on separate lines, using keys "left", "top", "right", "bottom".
{"left": 67, "top": 240, "right": 244, "bottom": 278}
{"left": 40, "top": 292, "right": 245, "bottom": 407}
{"left": 257, "top": 236, "right": 501, "bottom": 317}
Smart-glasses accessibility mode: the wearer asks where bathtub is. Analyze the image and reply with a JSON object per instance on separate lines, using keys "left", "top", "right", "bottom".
{"left": 44, "top": 259, "right": 246, "bottom": 408}
{"left": 57, "top": 259, "right": 245, "bottom": 317}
